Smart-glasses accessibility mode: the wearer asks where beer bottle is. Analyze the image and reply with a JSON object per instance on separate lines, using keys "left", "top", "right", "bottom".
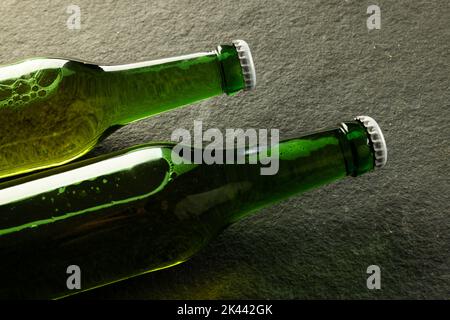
{"left": 0, "top": 116, "right": 386, "bottom": 299}
{"left": 0, "top": 40, "right": 256, "bottom": 179}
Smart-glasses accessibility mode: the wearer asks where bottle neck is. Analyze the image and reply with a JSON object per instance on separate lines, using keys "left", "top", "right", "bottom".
{"left": 221, "top": 120, "right": 375, "bottom": 223}
{"left": 102, "top": 45, "right": 245, "bottom": 125}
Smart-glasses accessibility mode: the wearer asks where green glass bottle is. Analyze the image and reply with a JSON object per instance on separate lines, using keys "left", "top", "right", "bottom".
{"left": 0, "top": 116, "right": 387, "bottom": 299}
{"left": 0, "top": 40, "right": 256, "bottom": 179}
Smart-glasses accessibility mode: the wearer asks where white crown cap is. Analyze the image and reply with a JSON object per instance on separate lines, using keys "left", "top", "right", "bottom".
{"left": 232, "top": 40, "right": 256, "bottom": 91}
{"left": 355, "top": 116, "right": 387, "bottom": 168}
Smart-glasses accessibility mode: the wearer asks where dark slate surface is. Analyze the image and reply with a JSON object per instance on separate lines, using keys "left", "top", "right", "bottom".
{"left": 0, "top": 0, "right": 448, "bottom": 299}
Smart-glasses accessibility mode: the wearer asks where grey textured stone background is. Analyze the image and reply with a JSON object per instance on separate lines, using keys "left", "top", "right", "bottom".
{"left": 0, "top": 0, "right": 448, "bottom": 299}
